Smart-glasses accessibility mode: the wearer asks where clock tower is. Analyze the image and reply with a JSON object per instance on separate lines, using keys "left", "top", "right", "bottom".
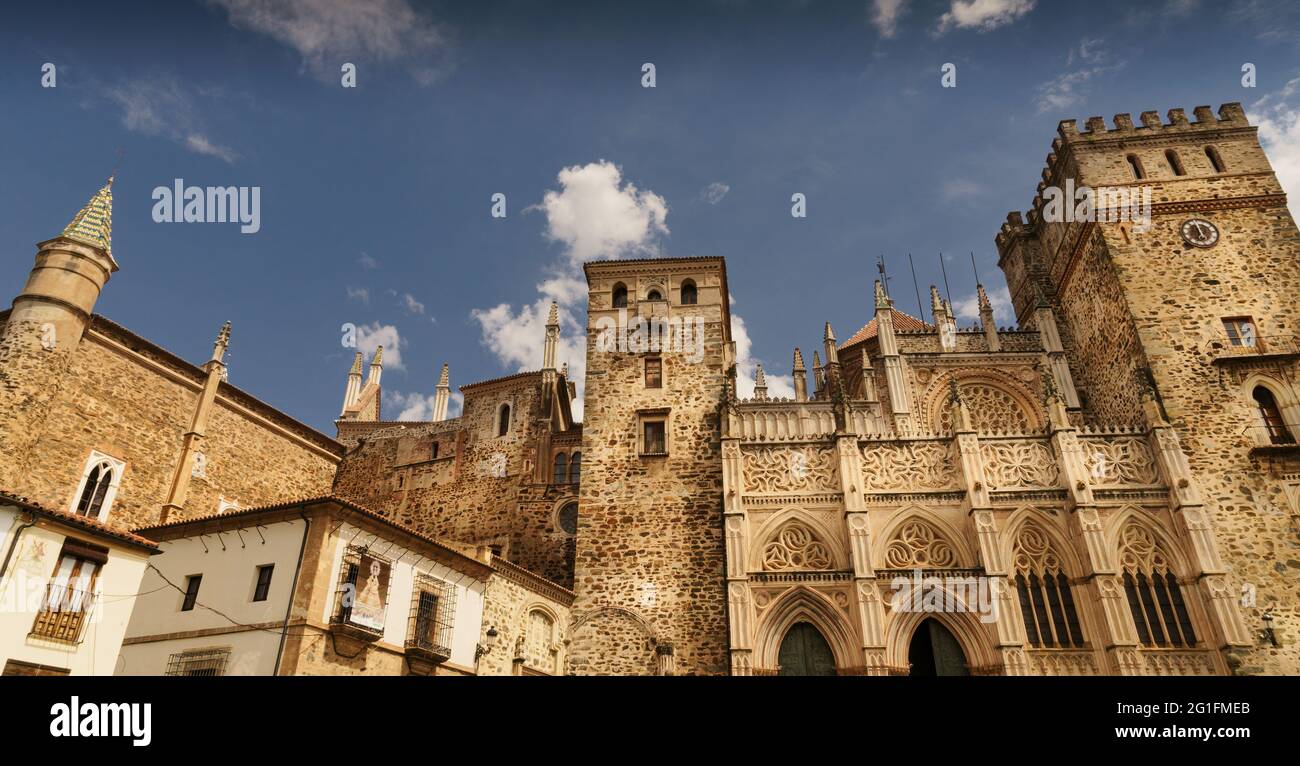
{"left": 997, "top": 104, "right": 1300, "bottom": 674}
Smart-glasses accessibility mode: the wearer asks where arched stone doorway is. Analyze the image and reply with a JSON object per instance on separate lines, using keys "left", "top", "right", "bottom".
{"left": 777, "top": 622, "right": 836, "bottom": 676}
{"left": 908, "top": 618, "right": 969, "bottom": 676}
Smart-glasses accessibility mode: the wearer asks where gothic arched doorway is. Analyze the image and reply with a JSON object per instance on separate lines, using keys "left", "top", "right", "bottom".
{"left": 777, "top": 622, "right": 836, "bottom": 676}
{"left": 908, "top": 618, "right": 969, "bottom": 676}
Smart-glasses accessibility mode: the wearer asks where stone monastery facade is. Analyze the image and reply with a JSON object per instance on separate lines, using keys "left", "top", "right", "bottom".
{"left": 0, "top": 102, "right": 1296, "bottom": 675}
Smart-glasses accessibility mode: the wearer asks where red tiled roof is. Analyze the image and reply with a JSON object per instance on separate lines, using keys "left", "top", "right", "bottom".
{"left": 133, "top": 495, "right": 495, "bottom": 578}
{"left": 0, "top": 491, "right": 160, "bottom": 552}
{"left": 840, "top": 309, "right": 932, "bottom": 349}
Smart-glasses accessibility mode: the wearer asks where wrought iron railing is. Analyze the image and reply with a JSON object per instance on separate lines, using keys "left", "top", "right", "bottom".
{"left": 1204, "top": 334, "right": 1300, "bottom": 358}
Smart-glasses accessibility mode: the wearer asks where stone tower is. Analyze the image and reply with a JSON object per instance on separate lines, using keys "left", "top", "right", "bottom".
{"left": 997, "top": 104, "right": 1300, "bottom": 674}
{"left": 570, "top": 257, "right": 732, "bottom": 675}
{"left": 0, "top": 177, "right": 117, "bottom": 489}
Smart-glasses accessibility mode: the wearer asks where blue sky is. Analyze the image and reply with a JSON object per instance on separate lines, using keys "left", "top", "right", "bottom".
{"left": 1, "top": 0, "right": 1298, "bottom": 433}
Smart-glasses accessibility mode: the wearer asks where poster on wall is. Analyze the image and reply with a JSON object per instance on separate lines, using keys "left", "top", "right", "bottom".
{"left": 349, "top": 554, "right": 390, "bottom": 632}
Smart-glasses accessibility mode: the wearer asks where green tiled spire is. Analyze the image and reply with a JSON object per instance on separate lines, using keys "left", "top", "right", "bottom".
{"left": 60, "top": 176, "right": 114, "bottom": 257}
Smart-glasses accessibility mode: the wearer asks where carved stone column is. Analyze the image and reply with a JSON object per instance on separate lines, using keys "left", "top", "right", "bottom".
{"left": 1143, "top": 398, "right": 1251, "bottom": 648}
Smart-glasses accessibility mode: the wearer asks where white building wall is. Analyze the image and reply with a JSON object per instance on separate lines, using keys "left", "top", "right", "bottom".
{"left": 322, "top": 523, "right": 486, "bottom": 669}
{"left": 117, "top": 517, "right": 307, "bottom": 676}
{"left": 0, "top": 505, "right": 151, "bottom": 676}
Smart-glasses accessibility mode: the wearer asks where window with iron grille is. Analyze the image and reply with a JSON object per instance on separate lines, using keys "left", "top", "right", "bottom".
{"left": 641, "top": 419, "right": 667, "bottom": 455}
{"left": 332, "top": 546, "right": 391, "bottom": 632}
{"left": 165, "top": 647, "right": 231, "bottom": 677}
{"left": 406, "top": 574, "right": 456, "bottom": 657}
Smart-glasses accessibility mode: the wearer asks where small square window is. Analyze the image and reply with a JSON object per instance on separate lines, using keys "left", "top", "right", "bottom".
{"left": 642, "top": 420, "right": 667, "bottom": 455}
{"left": 1223, "top": 317, "right": 1257, "bottom": 347}
{"left": 253, "top": 565, "right": 274, "bottom": 602}
{"left": 645, "top": 357, "right": 663, "bottom": 388}
{"left": 181, "top": 575, "right": 202, "bottom": 612}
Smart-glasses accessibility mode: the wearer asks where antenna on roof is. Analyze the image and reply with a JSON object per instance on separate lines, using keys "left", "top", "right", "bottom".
{"left": 876, "top": 254, "right": 891, "bottom": 296}
{"left": 939, "top": 252, "right": 953, "bottom": 307}
{"left": 970, "top": 251, "right": 981, "bottom": 285}
{"left": 908, "top": 253, "right": 924, "bottom": 319}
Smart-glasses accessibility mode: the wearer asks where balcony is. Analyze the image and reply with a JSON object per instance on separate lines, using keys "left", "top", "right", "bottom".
{"left": 1205, "top": 334, "right": 1300, "bottom": 365}
{"left": 29, "top": 586, "right": 96, "bottom": 643}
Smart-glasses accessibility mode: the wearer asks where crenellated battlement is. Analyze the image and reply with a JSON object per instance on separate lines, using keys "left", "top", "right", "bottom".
{"left": 996, "top": 103, "right": 1253, "bottom": 252}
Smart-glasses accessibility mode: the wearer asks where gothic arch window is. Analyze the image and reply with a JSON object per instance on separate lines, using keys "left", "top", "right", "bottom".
{"left": 1165, "top": 149, "right": 1186, "bottom": 176}
{"left": 552, "top": 453, "right": 568, "bottom": 484}
{"left": 1205, "top": 145, "right": 1226, "bottom": 173}
{"left": 1253, "top": 386, "right": 1295, "bottom": 445}
{"left": 1126, "top": 154, "right": 1146, "bottom": 180}
{"left": 1012, "top": 523, "right": 1084, "bottom": 648}
{"left": 680, "top": 279, "right": 697, "bottom": 305}
{"left": 75, "top": 462, "right": 113, "bottom": 518}
{"left": 762, "top": 520, "right": 833, "bottom": 571}
{"left": 646, "top": 289, "right": 663, "bottom": 302}
{"left": 1117, "top": 522, "right": 1197, "bottom": 648}
{"left": 932, "top": 378, "right": 1037, "bottom": 435}
{"left": 497, "top": 404, "right": 511, "bottom": 437}
{"left": 71, "top": 452, "right": 124, "bottom": 521}
{"left": 612, "top": 283, "right": 628, "bottom": 308}
{"left": 568, "top": 452, "right": 581, "bottom": 483}
{"left": 884, "top": 519, "right": 958, "bottom": 568}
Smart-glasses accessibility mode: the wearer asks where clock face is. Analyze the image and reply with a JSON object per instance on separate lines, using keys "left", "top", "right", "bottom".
{"left": 1181, "top": 218, "right": 1219, "bottom": 248}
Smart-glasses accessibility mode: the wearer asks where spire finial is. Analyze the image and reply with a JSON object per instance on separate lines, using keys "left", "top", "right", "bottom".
{"left": 371, "top": 345, "right": 383, "bottom": 367}
{"left": 793, "top": 347, "right": 805, "bottom": 370}
{"left": 823, "top": 322, "right": 835, "bottom": 342}
{"left": 547, "top": 300, "right": 559, "bottom": 326}
{"left": 211, "top": 320, "right": 231, "bottom": 363}
{"left": 874, "top": 279, "right": 890, "bottom": 309}
{"left": 349, "top": 351, "right": 363, "bottom": 375}
{"left": 437, "top": 362, "right": 449, "bottom": 387}
{"left": 977, "top": 283, "right": 992, "bottom": 313}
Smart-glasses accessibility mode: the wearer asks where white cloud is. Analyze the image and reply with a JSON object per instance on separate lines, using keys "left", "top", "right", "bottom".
{"left": 358, "top": 252, "right": 379, "bottom": 270}
{"left": 398, "top": 292, "right": 425, "bottom": 315}
{"left": 1035, "top": 38, "right": 1124, "bottom": 114}
{"left": 210, "top": 0, "right": 450, "bottom": 83}
{"left": 472, "top": 161, "right": 671, "bottom": 420}
{"left": 732, "top": 314, "right": 796, "bottom": 400}
{"left": 700, "top": 181, "right": 731, "bottom": 204}
{"left": 871, "top": 0, "right": 908, "bottom": 38}
{"left": 1250, "top": 77, "right": 1300, "bottom": 221}
{"left": 533, "top": 160, "right": 669, "bottom": 267}
{"left": 471, "top": 296, "right": 587, "bottom": 418}
{"left": 941, "top": 177, "right": 985, "bottom": 202}
{"left": 953, "top": 284, "right": 1015, "bottom": 326}
{"left": 103, "top": 77, "right": 238, "bottom": 163}
{"left": 354, "top": 321, "right": 404, "bottom": 370}
{"left": 937, "top": 0, "right": 1035, "bottom": 34}
{"left": 184, "top": 134, "right": 239, "bottom": 163}
{"left": 346, "top": 286, "right": 369, "bottom": 304}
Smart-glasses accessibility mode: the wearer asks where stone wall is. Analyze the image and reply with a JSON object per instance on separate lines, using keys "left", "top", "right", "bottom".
{"left": 331, "top": 373, "right": 579, "bottom": 586}
{"left": 997, "top": 105, "right": 1300, "bottom": 674}
{"left": 571, "top": 259, "right": 731, "bottom": 675}
{"left": 0, "top": 315, "right": 340, "bottom": 530}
